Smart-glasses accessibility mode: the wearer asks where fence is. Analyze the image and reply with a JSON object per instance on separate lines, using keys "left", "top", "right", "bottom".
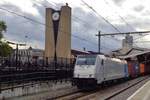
{"left": 0, "top": 56, "right": 75, "bottom": 86}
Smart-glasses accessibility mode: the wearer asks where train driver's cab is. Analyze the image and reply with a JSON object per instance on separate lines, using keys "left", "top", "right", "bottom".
{"left": 73, "top": 55, "right": 97, "bottom": 78}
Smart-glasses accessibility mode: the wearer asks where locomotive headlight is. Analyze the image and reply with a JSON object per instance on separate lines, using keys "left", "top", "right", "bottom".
{"left": 74, "top": 73, "right": 79, "bottom": 77}
{"left": 89, "top": 74, "right": 94, "bottom": 78}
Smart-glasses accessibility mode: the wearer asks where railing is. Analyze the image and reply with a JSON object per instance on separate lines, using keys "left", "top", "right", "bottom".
{"left": 0, "top": 57, "right": 75, "bottom": 87}
{"left": 0, "top": 57, "right": 75, "bottom": 70}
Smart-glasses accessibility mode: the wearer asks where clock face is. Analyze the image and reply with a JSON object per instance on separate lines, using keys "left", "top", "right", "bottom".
{"left": 52, "top": 12, "right": 59, "bottom": 21}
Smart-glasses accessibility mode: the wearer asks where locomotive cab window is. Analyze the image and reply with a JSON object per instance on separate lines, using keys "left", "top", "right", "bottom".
{"left": 76, "top": 55, "right": 96, "bottom": 65}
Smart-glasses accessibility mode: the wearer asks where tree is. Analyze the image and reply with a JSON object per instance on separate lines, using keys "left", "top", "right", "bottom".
{"left": 0, "top": 21, "right": 7, "bottom": 40}
{"left": 0, "top": 21, "right": 12, "bottom": 57}
{"left": 0, "top": 42, "right": 12, "bottom": 57}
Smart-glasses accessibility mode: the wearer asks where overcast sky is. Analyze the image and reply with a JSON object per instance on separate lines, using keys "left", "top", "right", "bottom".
{"left": 0, "top": 0, "right": 150, "bottom": 53}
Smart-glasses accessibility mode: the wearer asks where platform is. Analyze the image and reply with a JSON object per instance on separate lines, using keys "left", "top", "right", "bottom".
{"left": 127, "top": 80, "right": 150, "bottom": 100}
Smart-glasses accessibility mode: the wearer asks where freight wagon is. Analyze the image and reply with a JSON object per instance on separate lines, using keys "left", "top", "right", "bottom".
{"left": 140, "top": 63, "right": 145, "bottom": 75}
{"left": 127, "top": 61, "right": 140, "bottom": 78}
{"left": 139, "top": 63, "right": 150, "bottom": 75}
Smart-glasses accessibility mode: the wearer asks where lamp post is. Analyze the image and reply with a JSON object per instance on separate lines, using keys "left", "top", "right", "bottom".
{"left": 7, "top": 41, "right": 26, "bottom": 66}
{"left": 96, "top": 31, "right": 101, "bottom": 53}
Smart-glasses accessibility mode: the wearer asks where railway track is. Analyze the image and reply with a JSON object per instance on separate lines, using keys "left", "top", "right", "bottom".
{"left": 104, "top": 76, "right": 150, "bottom": 100}
{"left": 48, "top": 89, "right": 81, "bottom": 100}
{"left": 50, "top": 76, "right": 150, "bottom": 100}
{"left": 51, "top": 90, "right": 98, "bottom": 100}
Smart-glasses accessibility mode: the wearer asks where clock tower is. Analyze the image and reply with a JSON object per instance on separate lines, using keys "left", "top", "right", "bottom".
{"left": 45, "top": 4, "right": 71, "bottom": 61}
{"left": 52, "top": 12, "right": 60, "bottom": 21}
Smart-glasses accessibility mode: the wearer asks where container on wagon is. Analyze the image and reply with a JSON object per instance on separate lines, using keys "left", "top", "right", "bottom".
{"left": 139, "top": 63, "right": 145, "bottom": 75}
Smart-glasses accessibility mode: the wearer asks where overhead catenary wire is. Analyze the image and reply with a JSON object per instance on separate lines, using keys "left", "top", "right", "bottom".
{"left": 81, "top": 0, "right": 121, "bottom": 33}
{"left": 32, "top": 0, "right": 102, "bottom": 47}
{"left": 32, "top": 0, "right": 100, "bottom": 35}
{"left": 0, "top": 7, "right": 45, "bottom": 26}
{"left": 133, "top": 34, "right": 149, "bottom": 47}
{"left": 102, "top": 0, "right": 145, "bottom": 47}
{"left": 103, "top": 0, "right": 150, "bottom": 47}
{"left": 0, "top": 6, "right": 113, "bottom": 51}
{"left": 1, "top": 0, "right": 121, "bottom": 51}
{"left": 81, "top": 0, "right": 150, "bottom": 45}
{"left": 103, "top": 0, "right": 135, "bottom": 31}
{"left": 80, "top": 0, "right": 122, "bottom": 42}
{"left": 45, "top": 0, "right": 121, "bottom": 44}
{"left": 134, "top": 34, "right": 150, "bottom": 41}
{"left": 3, "top": 0, "right": 148, "bottom": 51}
{"left": 43, "top": 0, "right": 119, "bottom": 47}
{"left": 33, "top": 0, "right": 113, "bottom": 50}
{"left": 134, "top": 41, "right": 150, "bottom": 43}
{"left": 36, "top": 0, "right": 101, "bottom": 33}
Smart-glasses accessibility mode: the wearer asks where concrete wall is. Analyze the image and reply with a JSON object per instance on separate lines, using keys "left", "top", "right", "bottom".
{"left": 45, "top": 8, "right": 55, "bottom": 58}
{"left": 56, "top": 5, "right": 71, "bottom": 58}
{"left": 45, "top": 5, "right": 71, "bottom": 59}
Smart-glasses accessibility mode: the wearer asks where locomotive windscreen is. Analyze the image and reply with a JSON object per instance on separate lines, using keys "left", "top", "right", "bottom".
{"left": 76, "top": 55, "right": 96, "bottom": 65}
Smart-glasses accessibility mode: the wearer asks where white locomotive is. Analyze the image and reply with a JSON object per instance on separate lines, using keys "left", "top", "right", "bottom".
{"left": 73, "top": 55, "right": 129, "bottom": 89}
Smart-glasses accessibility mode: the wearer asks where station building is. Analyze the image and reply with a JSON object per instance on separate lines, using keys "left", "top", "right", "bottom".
{"left": 112, "top": 35, "right": 150, "bottom": 75}
{"left": 10, "top": 47, "right": 44, "bottom": 63}
{"left": 112, "top": 34, "right": 150, "bottom": 58}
